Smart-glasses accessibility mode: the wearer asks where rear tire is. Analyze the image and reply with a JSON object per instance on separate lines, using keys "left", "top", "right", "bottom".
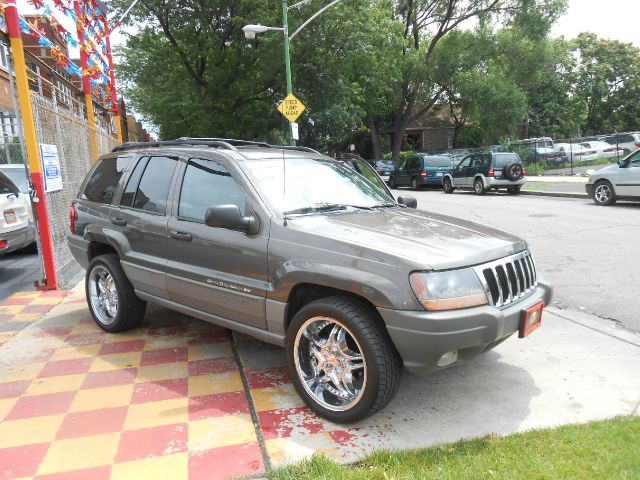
{"left": 443, "top": 177, "right": 454, "bottom": 194}
{"left": 474, "top": 178, "right": 486, "bottom": 195}
{"left": 411, "top": 177, "right": 420, "bottom": 191}
{"left": 388, "top": 177, "right": 397, "bottom": 189}
{"left": 85, "top": 254, "right": 146, "bottom": 333}
{"left": 593, "top": 180, "right": 616, "bottom": 206}
{"left": 286, "top": 296, "right": 402, "bottom": 424}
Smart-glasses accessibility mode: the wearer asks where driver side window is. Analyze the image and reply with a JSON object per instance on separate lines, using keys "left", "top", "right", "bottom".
{"left": 457, "top": 157, "right": 472, "bottom": 169}
{"left": 629, "top": 150, "right": 640, "bottom": 166}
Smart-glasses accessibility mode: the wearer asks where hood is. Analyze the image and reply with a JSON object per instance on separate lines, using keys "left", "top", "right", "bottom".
{"left": 289, "top": 207, "right": 527, "bottom": 271}
{"left": 594, "top": 164, "right": 619, "bottom": 174}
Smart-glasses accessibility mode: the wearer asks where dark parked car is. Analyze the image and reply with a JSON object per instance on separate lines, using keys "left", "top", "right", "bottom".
{"left": 68, "top": 138, "right": 551, "bottom": 423}
{"left": 442, "top": 152, "right": 526, "bottom": 195}
{"left": 388, "top": 155, "right": 453, "bottom": 190}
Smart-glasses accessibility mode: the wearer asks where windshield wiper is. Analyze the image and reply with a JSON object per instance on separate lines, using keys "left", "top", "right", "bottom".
{"left": 371, "top": 202, "right": 397, "bottom": 208}
{"left": 284, "top": 203, "right": 373, "bottom": 216}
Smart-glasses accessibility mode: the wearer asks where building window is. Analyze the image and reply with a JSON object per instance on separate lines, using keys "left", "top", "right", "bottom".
{"left": 0, "top": 45, "right": 8, "bottom": 70}
{"left": 56, "top": 81, "right": 72, "bottom": 105}
{"left": 447, "top": 132, "right": 454, "bottom": 150}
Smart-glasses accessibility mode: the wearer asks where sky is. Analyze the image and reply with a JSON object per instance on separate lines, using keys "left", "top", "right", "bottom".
{"left": 550, "top": 0, "right": 640, "bottom": 47}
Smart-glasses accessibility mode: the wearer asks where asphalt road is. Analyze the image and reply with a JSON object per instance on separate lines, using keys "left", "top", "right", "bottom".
{"left": 0, "top": 249, "right": 40, "bottom": 301}
{"left": 406, "top": 187, "right": 640, "bottom": 332}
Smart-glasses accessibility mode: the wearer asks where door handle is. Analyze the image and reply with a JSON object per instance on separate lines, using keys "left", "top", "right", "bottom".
{"left": 170, "top": 231, "right": 192, "bottom": 242}
{"left": 111, "top": 218, "right": 127, "bottom": 226}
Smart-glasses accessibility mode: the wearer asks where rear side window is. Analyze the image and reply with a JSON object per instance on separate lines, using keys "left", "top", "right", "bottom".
{"left": 494, "top": 154, "right": 521, "bottom": 167}
{"left": 120, "top": 157, "right": 149, "bottom": 207}
{"left": 423, "top": 156, "right": 453, "bottom": 168}
{"left": 128, "top": 156, "right": 177, "bottom": 215}
{"left": 178, "top": 158, "right": 246, "bottom": 222}
{"left": 0, "top": 171, "right": 19, "bottom": 195}
{"left": 82, "top": 156, "right": 132, "bottom": 204}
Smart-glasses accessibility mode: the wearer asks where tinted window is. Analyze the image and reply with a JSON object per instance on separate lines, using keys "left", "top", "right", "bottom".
{"left": 82, "top": 156, "right": 132, "bottom": 204}
{"left": 120, "top": 157, "right": 149, "bottom": 207}
{"left": 408, "top": 157, "right": 421, "bottom": 170}
{"left": 0, "top": 171, "right": 18, "bottom": 194}
{"left": 132, "top": 156, "right": 177, "bottom": 215}
{"left": 457, "top": 157, "right": 472, "bottom": 168}
{"left": 494, "top": 154, "right": 521, "bottom": 167}
{"left": 178, "top": 158, "right": 246, "bottom": 221}
{"left": 423, "top": 156, "right": 452, "bottom": 168}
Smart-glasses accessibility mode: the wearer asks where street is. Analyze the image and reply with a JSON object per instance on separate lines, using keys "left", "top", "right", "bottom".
{"left": 0, "top": 250, "right": 39, "bottom": 301}
{"left": 407, "top": 187, "right": 640, "bottom": 332}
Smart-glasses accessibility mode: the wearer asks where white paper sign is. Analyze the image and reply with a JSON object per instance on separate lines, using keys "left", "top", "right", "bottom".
{"left": 39, "top": 144, "right": 63, "bottom": 192}
{"left": 291, "top": 122, "right": 299, "bottom": 141}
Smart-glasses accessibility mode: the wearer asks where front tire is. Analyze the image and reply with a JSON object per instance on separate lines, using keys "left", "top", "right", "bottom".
{"left": 86, "top": 254, "right": 146, "bottom": 333}
{"left": 286, "top": 296, "right": 402, "bottom": 424}
{"left": 474, "top": 178, "right": 486, "bottom": 195}
{"left": 411, "top": 177, "right": 420, "bottom": 191}
{"left": 593, "top": 180, "right": 616, "bottom": 206}
{"left": 443, "top": 177, "right": 454, "bottom": 194}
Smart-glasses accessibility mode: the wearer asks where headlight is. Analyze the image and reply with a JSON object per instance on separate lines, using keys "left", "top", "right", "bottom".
{"left": 409, "top": 269, "right": 488, "bottom": 311}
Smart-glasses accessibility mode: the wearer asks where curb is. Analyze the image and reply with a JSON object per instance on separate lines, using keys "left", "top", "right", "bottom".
{"left": 521, "top": 190, "right": 588, "bottom": 199}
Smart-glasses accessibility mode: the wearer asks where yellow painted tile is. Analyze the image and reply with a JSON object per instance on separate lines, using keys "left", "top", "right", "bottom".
{"left": 0, "top": 332, "right": 16, "bottom": 344}
{"left": 8, "top": 313, "right": 38, "bottom": 322}
{"left": 188, "top": 413, "right": 257, "bottom": 451}
{"left": 103, "top": 331, "right": 147, "bottom": 343}
{"left": 69, "top": 384, "right": 134, "bottom": 412}
{"left": 37, "top": 432, "right": 121, "bottom": 475}
{"left": 11, "top": 291, "right": 40, "bottom": 299}
{"left": 0, "top": 305, "right": 25, "bottom": 315}
{"left": 265, "top": 433, "right": 338, "bottom": 467}
{"left": 110, "top": 452, "right": 188, "bottom": 480}
{"left": 49, "top": 344, "right": 102, "bottom": 362}
{"left": 89, "top": 352, "right": 142, "bottom": 372}
{"left": 0, "top": 397, "right": 18, "bottom": 422}
{"left": 0, "top": 414, "right": 65, "bottom": 448}
{"left": 251, "top": 384, "right": 305, "bottom": 412}
{"left": 0, "top": 362, "right": 45, "bottom": 382}
{"left": 68, "top": 323, "right": 102, "bottom": 335}
{"left": 188, "top": 371, "right": 244, "bottom": 397}
{"left": 31, "top": 297, "right": 64, "bottom": 306}
{"left": 135, "top": 363, "right": 188, "bottom": 383}
{"left": 123, "top": 398, "right": 188, "bottom": 431}
{"left": 142, "top": 336, "right": 188, "bottom": 351}
{"left": 25, "top": 373, "right": 86, "bottom": 396}
{"left": 187, "top": 342, "right": 232, "bottom": 361}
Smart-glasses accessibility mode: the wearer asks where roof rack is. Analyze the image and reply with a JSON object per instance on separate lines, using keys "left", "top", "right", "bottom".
{"left": 112, "top": 137, "right": 322, "bottom": 155}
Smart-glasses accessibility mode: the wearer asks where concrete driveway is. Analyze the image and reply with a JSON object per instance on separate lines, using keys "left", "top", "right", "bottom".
{"left": 0, "top": 287, "right": 639, "bottom": 478}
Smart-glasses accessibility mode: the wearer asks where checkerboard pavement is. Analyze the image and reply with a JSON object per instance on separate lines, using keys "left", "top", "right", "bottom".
{"left": 0, "top": 284, "right": 390, "bottom": 479}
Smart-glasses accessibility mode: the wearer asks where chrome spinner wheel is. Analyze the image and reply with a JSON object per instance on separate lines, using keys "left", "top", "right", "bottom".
{"left": 594, "top": 182, "right": 613, "bottom": 205}
{"left": 293, "top": 317, "right": 366, "bottom": 412}
{"left": 88, "top": 264, "right": 119, "bottom": 326}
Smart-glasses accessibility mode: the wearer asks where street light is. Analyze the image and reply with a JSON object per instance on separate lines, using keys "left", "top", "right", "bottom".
{"left": 243, "top": 0, "right": 342, "bottom": 145}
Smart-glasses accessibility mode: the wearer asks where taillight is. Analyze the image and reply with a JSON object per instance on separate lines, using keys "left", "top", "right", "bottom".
{"left": 488, "top": 169, "right": 494, "bottom": 177}
{"left": 420, "top": 169, "right": 427, "bottom": 177}
{"left": 523, "top": 167, "right": 527, "bottom": 176}
{"left": 69, "top": 203, "right": 78, "bottom": 234}
{"left": 635, "top": 142, "right": 640, "bottom": 147}
{"left": 0, "top": 240, "right": 7, "bottom": 249}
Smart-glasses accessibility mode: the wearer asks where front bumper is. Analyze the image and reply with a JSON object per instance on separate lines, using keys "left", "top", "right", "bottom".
{"left": 377, "top": 281, "right": 553, "bottom": 375}
{"left": 0, "top": 224, "right": 35, "bottom": 254}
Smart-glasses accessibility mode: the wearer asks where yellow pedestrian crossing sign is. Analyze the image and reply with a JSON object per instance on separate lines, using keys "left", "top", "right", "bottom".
{"left": 277, "top": 93, "right": 306, "bottom": 123}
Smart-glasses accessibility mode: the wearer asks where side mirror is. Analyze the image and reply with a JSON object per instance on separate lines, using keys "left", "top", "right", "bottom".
{"left": 204, "top": 205, "right": 259, "bottom": 234}
{"left": 618, "top": 159, "right": 627, "bottom": 168}
{"left": 397, "top": 196, "right": 417, "bottom": 209}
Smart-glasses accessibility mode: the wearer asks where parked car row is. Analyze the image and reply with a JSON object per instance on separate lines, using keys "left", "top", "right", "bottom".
{"left": 0, "top": 166, "right": 35, "bottom": 255}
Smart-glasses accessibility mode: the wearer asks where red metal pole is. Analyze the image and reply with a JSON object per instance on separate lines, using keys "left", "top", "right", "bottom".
{"left": 5, "top": 0, "right": 58, "bottom": 289}
{"left": 102, "top": 16, "right": 123, "bottom": 142}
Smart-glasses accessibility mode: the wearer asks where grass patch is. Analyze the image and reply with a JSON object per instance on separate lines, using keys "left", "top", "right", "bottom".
{"left": 268, "top": 416, "right": 640, "bottom": 480}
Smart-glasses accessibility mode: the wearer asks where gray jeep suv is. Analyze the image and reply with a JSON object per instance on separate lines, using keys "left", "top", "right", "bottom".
{"left": 68, "top": 138, "right": 552, "bottom": 423}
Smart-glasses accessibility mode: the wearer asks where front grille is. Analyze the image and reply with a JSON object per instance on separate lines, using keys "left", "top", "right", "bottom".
{"left": 473, "top": 251, "right": 538, "bottom": 307}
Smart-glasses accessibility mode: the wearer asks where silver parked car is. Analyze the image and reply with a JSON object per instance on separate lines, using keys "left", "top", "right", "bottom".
{"left": 586, "top": 149, "right": 640, "bottom": 206}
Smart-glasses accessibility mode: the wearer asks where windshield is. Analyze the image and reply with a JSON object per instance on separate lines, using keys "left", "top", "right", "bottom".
{"left": 423, "top": 156, "right": 452, "bottom": 167}
{"left": 494, "top": 154, "right": 521, "bottom": 167}
{"left": 1, "top": 168, "right": 29, "bottom": 193}
{"left": 241, "top": 157, "right": 395, "bottom": 216}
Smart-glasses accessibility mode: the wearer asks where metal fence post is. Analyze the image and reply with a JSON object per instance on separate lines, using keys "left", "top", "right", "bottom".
{"left": 5, "top": 0, "right": 58, "bottom": 290}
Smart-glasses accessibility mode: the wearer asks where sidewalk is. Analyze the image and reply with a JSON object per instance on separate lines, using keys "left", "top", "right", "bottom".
{"left": 522, "top": 175, "right": 588, "bottom": 198}
{"left": 1, "top": 286, "right": 639, "bottom": 479}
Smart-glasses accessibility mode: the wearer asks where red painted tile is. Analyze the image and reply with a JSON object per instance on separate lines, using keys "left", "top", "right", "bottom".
{"left": 131, "top": 378, "right": 188, "bottom": 404}
{"left": 65, "top": 332, "right": 108, "bottom": 347}
{"left": 329, "top": 429, "right": 359, "bottom": 447}
{"left": 188, "top": 357, "right": 237, "bottom": 377}
{"left": 258, "top": 407, "right": 324, "bottom": 439}
{"left": 82, "top": 368, "right": 137, "bottom": 389}
{"left": 0, "top": 313, "right": 14, "bottom": 323}
{"left": 38, "top": 357, "right": 94, "bottom": 378}
{"left": 140, "top": 347, "right": 188, "bottom": 366}
{"left": 5, "top": 390, "right": 76, "bottom": 420}
{"left": 0, "top": 443, "right": 50, "bottom": 479}
{"left": 148, "top": 325, "right": 189, "bottom": 337}
{"left": 0, "top": 379, "right": 31, "bottom": 399}
{"left": 1, "top": 296, "right": 33, "bottom": 305}
{"left": 189, "top": 391, "right": 249, "bottom": 421}
{"left": 246, "top": 367, "right": 291, "bottom": 389}
{"left": 56, "top": 406, "right": 128, "bottom": 440}
{"left": 189, "top": 443, "right": 263, "bottom": 480}
{"left": 98, "top": 339, "right": 146, "bottom": 356}
{"left": 40, "top": 290, "right": 67, "bottom": 298}
{"left": 34, "top": 326, "right": 73, "bottom": 338}
{"left": 115, "top": 423, "right": 188, "bottom": 463}
{"left": 187, "top": 330, "right": 229, "bottom": 345}
{"left": 35, "top": 465, "right": 111, "bottom": 480}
